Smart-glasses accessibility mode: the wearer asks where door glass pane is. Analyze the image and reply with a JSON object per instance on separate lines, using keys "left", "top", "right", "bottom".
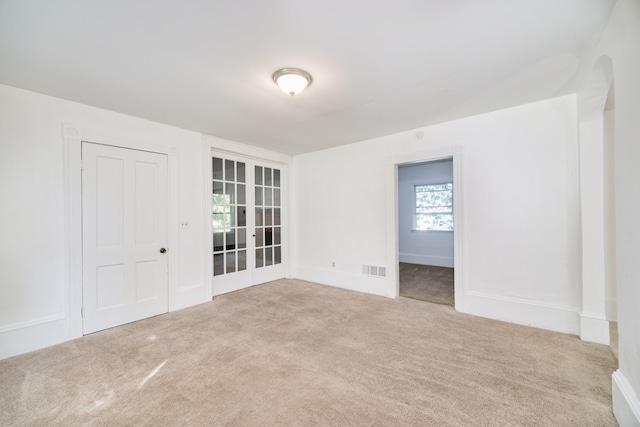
{"left": 237, "top": 206, "right": 246, "bottom": 227}
{"left": 214, "top": 253, "right": 224, "bottom": 276}
{"left": 213, "top": 181, "right": 223, "bottom": 195}
{"left": 274, "top": 169, "right": 280, "bottom": 188}
{"left": 238, "top": 250, "right": 246, "bottom": 271}
{"left": 265, "top": 208, "right": 272, "bottom": 226}
{"left": 226, "top": 183, "right": 235, "bottom": 204}
{"left": 256, "top": 248, "right": 264, "bottom": 268}
{"left": 255, "top": 166, "right": 263, "bottom": 185}
{"left": 237, "top": 184, "right": 245, "bottom": 204}
{"left": 265, "top": 247, "right": 273, "bottom": 266}
{"left": 256, "top": 228, "right": 264, "bottom": 247}
{"left": 225, "top": 160, "right": 235, "bottom": 182}
{"left": 226, "top": 252, "right": 236, "bottom": 273}
{"left": 213, "top": 158, "right": 223, "bottom": 180}
{"left": 213, "top": 232, "right": 223, "bottom": 252}
{"left": 212, "top": 206, "right": 226, "bottom": 230}
{"left": 255, "top": 187, "right": 263, "bottom": 206}
{"left": 274, "top": 227, "right": 281, "bottom": 245}
{"left": 274, "top": 189, "right": 280, "bottom": 206}
{"left": 274, "top": 246, "right": 281, "bottom": 264}
{"left": 237, "top": 162, "right": 245, "bottom": 183}
{"left": 229, "top": 206, "right": 236, "bottom": 227}
{"left": 265, "top": 227, "right": 273, "bottom": 246}
{"left": 274, "top": 208, "right": 281, "bottom": 226}
{"left": 255, "top": 208, "right": 263, "bottom": 226}
{"left": 225, "top": 230, "right": 235, "bottom": 250}
{"left": 265, "top": 188, "right": 272, "bottom": 206}
{"left": 237, "top": 228, "right": 246, "bottom": 249}
{"left": 265, "top": 168, "right": 272, "bottom": 186}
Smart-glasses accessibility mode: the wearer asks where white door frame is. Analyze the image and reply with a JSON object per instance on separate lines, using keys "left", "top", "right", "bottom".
{"left": 386, "top": 145, "right": 465, "bottom": 311}
{"left": 202, "top": 136, "right": 291, "bottom": 298}
{"left": 63, "top": 124, "right": 179, "bottom": 339}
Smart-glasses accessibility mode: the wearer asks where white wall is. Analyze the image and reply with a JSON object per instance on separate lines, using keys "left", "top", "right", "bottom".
{"left": 398, "top": 160, "right": 454, "bottom": 267}
{"left": 585, "top": 0, "right": 640, "bottom": 424}
{"left": 292, "top": 94, "right": 581, "bottom": 334}
{"left": 0, "top": 84, "right": 286, "bottom": 360}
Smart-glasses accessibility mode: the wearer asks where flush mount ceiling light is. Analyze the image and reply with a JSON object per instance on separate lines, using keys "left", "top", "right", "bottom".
{"left": 272, "top": 68, "right": 312, "bottom": 96}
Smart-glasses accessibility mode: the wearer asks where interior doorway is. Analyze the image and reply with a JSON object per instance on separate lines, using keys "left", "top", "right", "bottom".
{"left": 397, "top": 158, "right": 454, "bottom": 306}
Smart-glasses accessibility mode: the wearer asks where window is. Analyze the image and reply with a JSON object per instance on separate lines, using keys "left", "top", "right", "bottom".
{"left": 414, "top": 183, "right": 453, "bottom": 231}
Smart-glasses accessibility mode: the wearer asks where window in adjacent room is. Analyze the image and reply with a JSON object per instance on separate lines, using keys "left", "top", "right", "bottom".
{"left": 414, "top": 183, "right": 453, "bottom": 231}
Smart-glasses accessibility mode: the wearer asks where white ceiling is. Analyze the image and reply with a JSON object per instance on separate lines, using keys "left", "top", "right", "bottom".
{"left": 0, "top": 0, "right": 615, "bottom": 155}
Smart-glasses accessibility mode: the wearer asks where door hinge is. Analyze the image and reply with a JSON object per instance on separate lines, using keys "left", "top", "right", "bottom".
{"left": 80, "top": 160, "right": 84, "bottom": 170}
{"left": 81, "top": 306, "right": 84, "bottom": 317}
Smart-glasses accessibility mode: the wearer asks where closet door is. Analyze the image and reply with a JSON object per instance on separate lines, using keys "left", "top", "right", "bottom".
{"left": 82, "top": 142, "right": 168, "bottom": 333}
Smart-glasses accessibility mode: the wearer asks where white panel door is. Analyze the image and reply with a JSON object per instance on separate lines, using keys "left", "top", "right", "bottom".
{"left": 82, "top": 142, "right": 168, "bottom": 334}
{"left": 211, "top": 154, "right": 285, "bottom": 295}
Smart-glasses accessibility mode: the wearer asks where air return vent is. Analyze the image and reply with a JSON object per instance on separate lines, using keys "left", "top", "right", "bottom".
{"left": 362, "top": 265, "right": 386, "bottom": 278}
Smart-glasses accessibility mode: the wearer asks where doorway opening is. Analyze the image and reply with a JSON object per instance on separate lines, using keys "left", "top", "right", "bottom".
{"left": 398, "top": 158, "right": 454, "bottom": 306}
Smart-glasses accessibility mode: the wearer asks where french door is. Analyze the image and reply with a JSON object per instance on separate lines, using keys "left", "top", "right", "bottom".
{"left": 211, "top": 152, "right": 285, "bottom": 295}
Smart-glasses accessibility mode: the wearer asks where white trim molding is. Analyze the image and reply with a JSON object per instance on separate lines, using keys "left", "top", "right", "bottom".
{"left": 399, "top": 253, "right": 454, "bottom": 268}
{"left": 612, "top": 370, "right": 640, "bottom": 427}
{"left": 0, "top": 312, "right": 66, "bottom": 334}
{"left": 465, "top": 291, "right": 580, "bottom": 335}
{"left": 579, "top": 311, "right": 610, "bottom": 345}
{"left": 294, "top": 265, "right": 391, "bottom": 298}
{"left": 0, "top": 315, "right": 70, "bottom": 360}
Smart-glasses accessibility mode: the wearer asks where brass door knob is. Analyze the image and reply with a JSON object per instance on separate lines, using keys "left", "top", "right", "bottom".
{"left": 160, "top": 248, "right": 167, "bottom": 254}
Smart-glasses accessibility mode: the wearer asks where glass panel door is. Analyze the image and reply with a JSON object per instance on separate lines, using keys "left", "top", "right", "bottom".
{"left": 212, "top": 156, "right": 250, "bottom": 295}
{"left": 252, "top": 162, "right": 285, "bottom": 285}
{"left": 211, "top": 153, "right": 286, "bottom": 295}
{"left": 254, "top": 166, "right": 282, "bottom": 268}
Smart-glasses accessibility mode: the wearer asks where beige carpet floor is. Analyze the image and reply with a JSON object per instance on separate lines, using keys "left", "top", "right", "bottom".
{"left": 399, "top": 262, "right": 454, "bottom": 306}
{"left": 0, "top": 279, "right": 617, "bottom": 426}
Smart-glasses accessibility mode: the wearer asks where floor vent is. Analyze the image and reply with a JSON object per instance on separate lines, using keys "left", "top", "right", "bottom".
{"left": 363, "top": 265, "right": 386, "bottom": 278}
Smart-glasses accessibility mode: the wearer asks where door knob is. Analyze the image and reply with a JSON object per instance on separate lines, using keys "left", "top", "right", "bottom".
{"left": 160, "top": 248, "right": 167, "bottom": 254}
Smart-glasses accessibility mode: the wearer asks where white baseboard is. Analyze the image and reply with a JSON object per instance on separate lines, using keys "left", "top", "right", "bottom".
{"left": 464, "top": 291, "right": 579, "bottom": 335}
{"left": 580, "top": 312, "right": 610, "bottom": 345}
{"left": 399, "top": 253, "right": 454, "bottom": 268}
{"left": 612, "top": 370, "right": 640, "bottom": 427}
{"left": 173, "top": 281, "right": 208, "bottom": 310}
{"left": 293, "top": 266, "right": 393, "bottom": 298}
{"left": 0, "top": 315, "right": 70, "bottom": 360}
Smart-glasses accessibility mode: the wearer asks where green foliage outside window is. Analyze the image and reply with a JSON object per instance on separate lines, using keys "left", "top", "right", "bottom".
{"left": 414, "top": 183, "right": 453, "bottom": 231}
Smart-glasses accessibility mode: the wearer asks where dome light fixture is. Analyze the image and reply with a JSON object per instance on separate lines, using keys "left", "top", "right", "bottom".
{"left": 272, "top": 68, "right": 312, "bottom": 96}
